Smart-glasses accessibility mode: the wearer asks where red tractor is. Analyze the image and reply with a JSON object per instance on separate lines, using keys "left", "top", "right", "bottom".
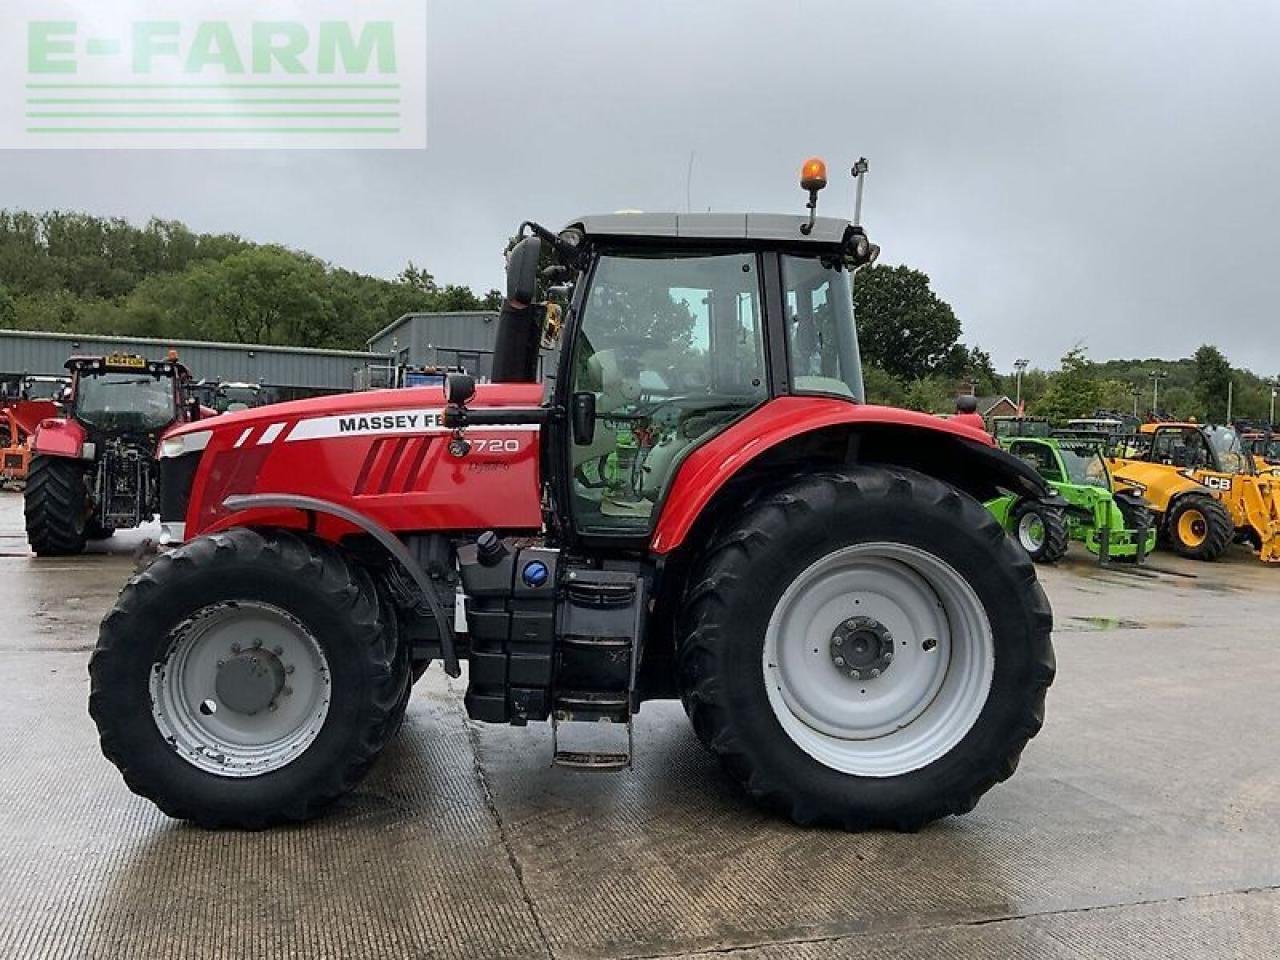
{"left": 24, "top": 353, "right": 199, "bottom": 555}
{"left": 1, "top": 375, "right": 67, "bottom": 486}
{"left": 91, "top": 163, "right": 1055, "bottom": 830}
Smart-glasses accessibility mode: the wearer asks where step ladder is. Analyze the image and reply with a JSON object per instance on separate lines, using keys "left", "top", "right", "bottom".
{"left": 550, "top": 570, "right": 644, "bottom": 771}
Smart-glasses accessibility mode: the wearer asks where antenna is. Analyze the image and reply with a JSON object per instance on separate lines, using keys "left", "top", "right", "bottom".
{"left": 851, "top": 158, "right": 869, "bottom": 227}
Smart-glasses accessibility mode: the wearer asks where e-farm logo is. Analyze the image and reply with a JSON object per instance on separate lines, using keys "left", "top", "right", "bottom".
{"left": 1, "top": 1, "right": 426, "bottom": 149}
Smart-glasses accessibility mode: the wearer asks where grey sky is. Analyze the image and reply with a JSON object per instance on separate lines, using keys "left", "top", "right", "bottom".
{"left": 7, "top": 0, "right": 1280, "bottom": 374}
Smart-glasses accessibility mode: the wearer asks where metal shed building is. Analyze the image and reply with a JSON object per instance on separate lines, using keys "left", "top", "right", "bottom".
{"left": 366, "top": 311, "right": 501, "bottom": 379}
{"left": 0, "top": 329, "right": 388, "bottom": 394}
{"left": 366, "top": 311, "right": 558, "bottom": 383}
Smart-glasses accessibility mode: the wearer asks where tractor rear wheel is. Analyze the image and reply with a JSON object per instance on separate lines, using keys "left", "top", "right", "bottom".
{"left": 1011, "top": 499, "right": 1069, "bottom": 563}
{"left": 89, "top": 528, "right": 409, "bottom": 829}
{"left": 678, "top": 466, "right": 1055, "bottom": 830}
{"left": 1165, "top": 494, "right": 1233, "bottom": 560}
{"left": 24, "top": 455, "right": 88, "bottom": 556}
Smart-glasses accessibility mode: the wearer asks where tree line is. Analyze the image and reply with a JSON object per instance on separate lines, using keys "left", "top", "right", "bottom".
{"left": 0, "top": 210, "right": 1270, "bottom": 423}
{"left": 851, "top": 264, "right": 1274, "bottom": 424}
{"left": 0, "top": 210, "right": 501, "bottom": 350}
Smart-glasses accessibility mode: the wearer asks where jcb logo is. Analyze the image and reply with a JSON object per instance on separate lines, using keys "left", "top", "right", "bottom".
{"left": 1202, "top": 476, "right": 1232, "bottom": 492}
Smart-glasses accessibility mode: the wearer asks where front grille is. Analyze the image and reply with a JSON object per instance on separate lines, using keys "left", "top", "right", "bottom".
{"left": 160, "top": 450, "right": 201, "bottom": 523}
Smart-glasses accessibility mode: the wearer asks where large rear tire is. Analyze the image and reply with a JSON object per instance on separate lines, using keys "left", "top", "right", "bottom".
{"left": 24, "top": 455, "right": 88, "bottom": 556}
{"left": 89, "top": 528, "right": 409, "bottom": 829}
{"left": 1165, "top": 493, "right": 1232, "bottom": 561}
{"left": 677, "top": 466, "right": 1055, "bottom": 830}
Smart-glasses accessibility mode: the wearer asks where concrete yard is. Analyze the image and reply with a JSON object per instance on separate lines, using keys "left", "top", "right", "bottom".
{"left": 0, "top": 489, "right": 1276, "bottom": 960}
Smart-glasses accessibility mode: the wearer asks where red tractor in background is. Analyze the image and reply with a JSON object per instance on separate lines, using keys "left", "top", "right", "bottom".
{"left": 91, "top": 162, "right": 1055, "bottom": 831}
{"left": 24, "top": 353, "right": 200, "bottom": 555}
{"left": 1, "top": 375, "right": 67, "bottom": 486}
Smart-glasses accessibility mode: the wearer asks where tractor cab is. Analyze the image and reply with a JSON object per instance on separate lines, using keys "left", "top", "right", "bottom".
{"left": 215, "top": 381, "right": 268, "bottom": 412}
{"left": 67, "top": 353, "right": 188, "bottom": 438}
{"left": 442, "top": 178, "right": 886, "bottom": 550}
{"left": 20, "top": 374, "right": 70, "bottom": 404}
{"left": 539, "top": 212, "right": 871, "bottom": 534}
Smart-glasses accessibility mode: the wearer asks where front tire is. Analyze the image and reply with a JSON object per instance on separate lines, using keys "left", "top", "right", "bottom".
{"left": 677, "top": 466, "right": 1055, "bottom": 830}
{"left": 1165, "top": 493, "right": 1232, "bottom": 560}
{"left": 24, "top": 455, "right": 89, "bottom": 556}
{"left": 89, "top": 528, "right": 409, "bottom": 829}
{"left": 1011, "top": 499, "right": 1069, "bottom": 563}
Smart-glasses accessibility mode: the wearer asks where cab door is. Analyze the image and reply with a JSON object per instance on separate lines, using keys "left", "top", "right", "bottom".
{"left": 561, "top": 250, "right": 769, "bottom": 541}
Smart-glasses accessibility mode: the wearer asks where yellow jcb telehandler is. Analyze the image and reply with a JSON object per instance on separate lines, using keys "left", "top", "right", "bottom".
{"left": 1107, "top": 423, "right": 1280, "bottom": 563}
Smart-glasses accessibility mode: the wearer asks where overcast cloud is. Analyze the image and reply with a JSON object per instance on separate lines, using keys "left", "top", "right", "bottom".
{"left": 5, "top": 0, "right": 1280, "bottom": 373}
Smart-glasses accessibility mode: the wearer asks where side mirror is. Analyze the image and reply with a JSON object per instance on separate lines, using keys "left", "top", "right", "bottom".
{"left": 571, "top": 391, "right": 596, "bottom": 446}
{"left": 446, "top": 373, "right": 476, "bottom": 406}
{"left": 506, "top": 236, "right": 542, "bottom": 305}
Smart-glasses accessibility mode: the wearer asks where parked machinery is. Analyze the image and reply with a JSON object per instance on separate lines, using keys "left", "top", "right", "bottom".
{"left": 1108, "top": 422, "right": 1280, "bottom": 563}
{"left": 1, "top": 376, "right": 67, "bottom": 486}
{"left": 989, "top": 434, "right": 1155, "bottom": 564}
{"left": 23, "top": 353, "right": 201, "bottom": 555}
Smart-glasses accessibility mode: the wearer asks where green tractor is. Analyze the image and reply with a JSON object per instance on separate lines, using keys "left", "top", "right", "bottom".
{"left": 987, "top": 433, "right": 1156, "bottom": 564}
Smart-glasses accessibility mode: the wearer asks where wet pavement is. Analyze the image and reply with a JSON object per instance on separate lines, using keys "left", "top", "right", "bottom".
{"left": 0, "top": 489, "right": 1275, "bottom": 959}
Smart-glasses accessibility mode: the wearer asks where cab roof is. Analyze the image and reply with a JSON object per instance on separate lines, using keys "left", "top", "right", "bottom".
{"left": 566, "top": 212, "right": 854, "bottom": 247}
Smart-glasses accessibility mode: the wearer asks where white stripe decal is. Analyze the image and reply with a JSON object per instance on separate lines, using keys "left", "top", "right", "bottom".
{"left": 284, "top": 407, "right": 539, "bottom": 442}
{"left": 233, "top": 428, "right": 253, "bottom": 448}
{"left": 257, "top": 422, "right": 287, "bottom": 445}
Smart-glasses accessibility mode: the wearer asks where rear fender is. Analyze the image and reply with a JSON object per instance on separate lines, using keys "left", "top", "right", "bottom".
{"left": 651, "top": 397, "right": 1050, "bottom": 554}
{"left": 29, "top": 418, "right": 87, "bottom": 459}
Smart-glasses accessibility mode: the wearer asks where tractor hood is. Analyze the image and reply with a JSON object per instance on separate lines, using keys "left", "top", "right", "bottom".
{"left": 164, "top": 382, "right": 545, "bottom": 444}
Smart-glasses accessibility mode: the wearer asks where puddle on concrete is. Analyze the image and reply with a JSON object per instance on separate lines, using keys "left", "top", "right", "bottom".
{"left": 1067, "top": 616, "right": 1148, "bottom": 631}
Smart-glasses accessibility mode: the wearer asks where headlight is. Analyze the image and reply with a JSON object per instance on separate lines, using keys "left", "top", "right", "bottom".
{"left": 159, "top": 429, "right": 212, "bottom": 459}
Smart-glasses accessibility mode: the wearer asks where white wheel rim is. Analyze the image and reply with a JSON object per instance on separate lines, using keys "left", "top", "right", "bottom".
{"left": 1018, "top": 512, "right": 1046, "bottom": 552}
{"left": 150, "top": 601, "right": 331, "bottom": 778}
{"left": 763, "top": 542, "right": 994, "bottom": 777}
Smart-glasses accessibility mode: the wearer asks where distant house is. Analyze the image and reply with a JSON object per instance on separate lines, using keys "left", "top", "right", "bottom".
{"left": 934, "top": 395, "right": 1019, "bottom": 421}
{"left": 976, "top": 395, "right": 1019, "bottom": 420}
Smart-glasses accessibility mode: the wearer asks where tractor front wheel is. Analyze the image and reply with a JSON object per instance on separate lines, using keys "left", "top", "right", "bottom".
{"left": 678, "top": 466, "right": 1055, "bottom": 830}
{"left": 1165, "top": 494, "right": 1233, "bottom": 561}
{"left": 89, "top": 528, "right": 410, "bottom": 829}
{"left": 24, "top": 455, "right": 89, "bottom": 556}
{"left": 1011, "top": 499, "right": 1069, "bottom": 564}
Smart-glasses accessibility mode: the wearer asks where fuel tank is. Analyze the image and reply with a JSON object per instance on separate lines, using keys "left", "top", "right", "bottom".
{"left": 164, "top": 384, "right": 545, "bottom": 540}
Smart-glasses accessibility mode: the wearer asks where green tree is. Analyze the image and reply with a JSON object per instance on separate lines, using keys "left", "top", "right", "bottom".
{"left": 853, "top": 265, "right": 961, "bottom": 382}
{"left": 903, "top": 376, "right": 953, "bottom": 414}
{"left": 0, "top": 284, "right": 15, "bottom": 327}
{"left": 1193, "top": 344, "right": 1233, "bottom": 423}
{"left": 1033, "top": 347, "right": 1101, "bottom": 422}
{"left": 862, "top": 365, "right": 907, "bottom": 406}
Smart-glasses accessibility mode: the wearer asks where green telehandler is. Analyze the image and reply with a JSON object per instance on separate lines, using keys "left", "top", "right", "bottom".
{"left": 987, "top": 430, "right": 1156, "bottom": 564}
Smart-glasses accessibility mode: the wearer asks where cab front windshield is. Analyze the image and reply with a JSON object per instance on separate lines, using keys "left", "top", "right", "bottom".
{"left": 1205, "top": 426, "right": 1250, "bottom": 474}
{"left": 75, "top": 372, "right": 176, "bottom": 432}
{"left": 1059, "top": 444, "right": 1110, "bottom": 488}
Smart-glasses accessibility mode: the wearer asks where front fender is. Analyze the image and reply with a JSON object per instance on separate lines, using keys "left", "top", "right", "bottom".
{"left": 29, "top": 418, "right": 87, "bottom": 459}
{"left": 651, "top": 397, "right": 1049, "bottom": 554}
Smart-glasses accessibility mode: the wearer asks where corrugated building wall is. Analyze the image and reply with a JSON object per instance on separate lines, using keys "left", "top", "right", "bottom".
{"left": 0, "top": 329, "right": 389, "bottom": 391}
